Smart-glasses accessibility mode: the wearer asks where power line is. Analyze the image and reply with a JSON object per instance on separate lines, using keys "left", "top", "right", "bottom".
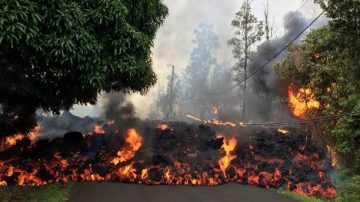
{"left": 186, "top": 112, "right": 360, "bottom": 127}
{"left": 208, "top": 6, "right": 327, "bottom": 98}
{"left": 241, "top": 112, "right": 360, "bottom": 126}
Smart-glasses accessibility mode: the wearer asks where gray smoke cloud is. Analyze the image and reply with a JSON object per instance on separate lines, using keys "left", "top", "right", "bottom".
{"left": 245, "top": 11, "right": 328, "bottom": 122}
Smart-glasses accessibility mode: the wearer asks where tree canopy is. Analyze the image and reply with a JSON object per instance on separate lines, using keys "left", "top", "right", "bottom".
{"left": 274, "top": 0, "right": 360, "bottom": 189}
{"left": 0, "top": 0, "right": 168, "bottom": 137}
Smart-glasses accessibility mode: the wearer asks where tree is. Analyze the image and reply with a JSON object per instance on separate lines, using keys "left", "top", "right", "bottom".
{"left": 274, "top": 0, "right": 360, "bottom": 175}
{"left": 263, "top": 0, "right": 273, "bottom": 41}
{"left": 228, "top": 0, "right": 264, "bottom": 120}
{"left": 182, "top": 24, "right": 219, "bottom": 118}
{"left": 0, "top": 0, "right": 168, "bottom": 137}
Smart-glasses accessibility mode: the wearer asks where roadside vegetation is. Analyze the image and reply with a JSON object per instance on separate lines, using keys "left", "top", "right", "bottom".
{"left": 0, "top": 183, "right": 73, "bottom": 202}
{"left": 274, "top": 1, "right": 360, "bottom": 201}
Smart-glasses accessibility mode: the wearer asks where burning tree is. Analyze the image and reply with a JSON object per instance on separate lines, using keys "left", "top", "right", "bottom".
{"left": 274, "top": 1, "right": 360, "bottom": 200}
{"left": 0, "top": 0, "right": 168, "bottom": 138}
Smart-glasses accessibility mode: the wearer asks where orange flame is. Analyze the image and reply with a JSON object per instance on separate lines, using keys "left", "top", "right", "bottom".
{"left": 277, "top": 129, "right": 289, "bottom": 135}
{"left": 27, "top": 126, "right": 42, "bottom": 143}
{"left": 0, "top": 181, "right": 7, "bottom": 186}
{"left": 94, "top": 125, "right": 105, "bottom": 134}
{"left": 111, "top": 129, "right": 142, "bottom": 165}
{"left": 326, "top": 145, "right": 339, "bottom": 168}
{"left": 186, "top": 114, "right": 237, "bottom": 127}
{"left": 158, "top": 124, "right": 169, "bottom": 130}
{"left": 218, "top": 137, "right": 237, "bottom": 176}
{"left": 205, "top": 120, "right": 237, "bottom": 127}
{"left": 5, "top": 134, "right": 25, "bottom": 146}
{"left": 186, "top": 114, "right": 202, "bottom": 122}
{"left": 288, "top": 85, "right": 320, "bottom": 119}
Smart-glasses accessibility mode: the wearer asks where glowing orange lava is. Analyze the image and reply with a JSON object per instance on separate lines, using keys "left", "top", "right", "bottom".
{"left": 288, "top": 85, "right": 320, "bottom": 119}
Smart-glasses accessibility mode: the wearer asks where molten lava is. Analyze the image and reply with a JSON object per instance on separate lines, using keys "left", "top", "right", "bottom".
{"left": 288, "top": 85, "right": 320, "bottom": 119}
{"left": 0, "top": 124, "right": 336, "bottom": 200}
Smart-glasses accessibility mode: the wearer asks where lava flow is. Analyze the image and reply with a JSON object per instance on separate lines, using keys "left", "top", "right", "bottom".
{"left": 0, "top": 123, "right": 336, "bottom": 199}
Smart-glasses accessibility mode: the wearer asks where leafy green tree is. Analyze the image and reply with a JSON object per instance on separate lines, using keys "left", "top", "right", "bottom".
{"left": 274, "top": 0, "right": 360, "bottom": 181}
{"left": 274, "top": 1, "right": 360, "bottom": 195}
{"left": 228, "top": 0, "right": 264, "bottom": 120}
{"left": 0, "top": 0, "right": 168, "bottom": 137}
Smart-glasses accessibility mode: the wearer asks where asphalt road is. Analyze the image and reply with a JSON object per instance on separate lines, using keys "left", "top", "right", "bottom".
{"left": 68, "top": 183, "right": 298, "bottom": 202}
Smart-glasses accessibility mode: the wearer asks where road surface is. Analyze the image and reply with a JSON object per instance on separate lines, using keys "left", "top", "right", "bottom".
{"left": 68, "top": 183, "right": 297, "bottom": 202}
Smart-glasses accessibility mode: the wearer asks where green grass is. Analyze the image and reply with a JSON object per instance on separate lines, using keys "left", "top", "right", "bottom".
{"left": 0, "top": 183, "right": 74, "bottom": 202}
{"left": 278, "top": 190, "right": 326, "bottom": 202}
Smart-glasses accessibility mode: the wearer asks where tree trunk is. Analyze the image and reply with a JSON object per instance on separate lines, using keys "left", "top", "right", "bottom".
{"left": 242, "top": 0, "right": 249, "bottom": 121}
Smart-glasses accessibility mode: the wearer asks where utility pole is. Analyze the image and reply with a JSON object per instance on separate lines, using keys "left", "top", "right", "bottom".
{"left": 165, "top": 65, "right": 175, "bottom": 121}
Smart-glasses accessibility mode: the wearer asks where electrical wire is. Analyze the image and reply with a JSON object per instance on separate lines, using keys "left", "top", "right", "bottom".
{"left": 206, "top": 4, "right": 327, "bottom": 98}
{"left": 239, "top": 112, "right": 360, "bottom": 126}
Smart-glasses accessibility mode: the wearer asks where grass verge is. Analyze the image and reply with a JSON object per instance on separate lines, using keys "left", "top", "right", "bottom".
{"left": 0, "top": 183, "right": 74, "bottom": 202}
{"left": 278, "top": 190, "right": 326, "bottom": 202}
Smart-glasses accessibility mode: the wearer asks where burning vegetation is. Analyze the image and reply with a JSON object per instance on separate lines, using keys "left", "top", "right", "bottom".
{"left": 0, "top": 120, "right": 336, "bottom": 199}
{"left": 288, "top": 84, "right": 320, "bottom": 119}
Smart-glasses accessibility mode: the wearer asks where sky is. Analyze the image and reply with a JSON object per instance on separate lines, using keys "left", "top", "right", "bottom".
{"left": 71, "top": 0, "right": 322, "bottom": 118}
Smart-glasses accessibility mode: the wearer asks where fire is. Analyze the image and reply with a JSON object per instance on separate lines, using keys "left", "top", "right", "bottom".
{"left": 111, "top": 128, "right": 143, "bottom": 165}
{"left": 5, "top": 134, "right": 25, "bottom": 146}
{"left": 205, "top": 120, "right": 237, "bottom": 127}
{"left": 141, "top": 169, "right": 149, "bottom": 180}
{"left": 27, "top": 125, "right": 42, "bottom": 142}
{"left": 288, "top": 85, "right": 320, "bottom": 119}
{"left": 326, "top": 145, "right": 339, "bottom": 168}
{"left": 186, "top": 114, "right": 237, "bottom": 127}
{"left": 277, "top": 129, "right": 289, "bottom": 135}
{"left": 218, "top": 137, "right": 237, "bottom": 176}
{"left": 0, "top": 126, "right": 42, "bottom": 150}
{"left": 186, "top": 114, "right": 203, "bottom": 122}
{"left": 158, "top": 124, "right": 169, "bottom": 130}
{"left": 0, "top": 181, "right": 7, "bottom": 186}
{"left": 94, "top": 125, "right": 105, "bottom": 134}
